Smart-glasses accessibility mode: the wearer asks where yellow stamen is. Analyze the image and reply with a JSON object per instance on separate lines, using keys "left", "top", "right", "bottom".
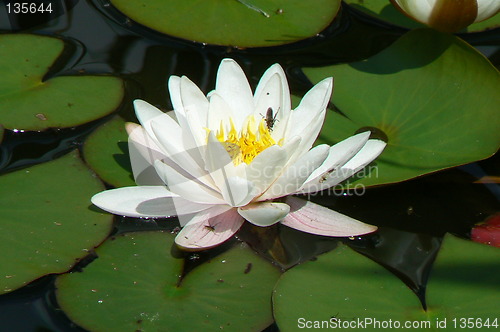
{"left": 213, "top": 115, "right": 279, "bottom": 165}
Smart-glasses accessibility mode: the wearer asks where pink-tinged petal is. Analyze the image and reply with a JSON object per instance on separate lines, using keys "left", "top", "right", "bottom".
{"left": 238, "top": 202, "right": 290, "bottom": 227}
{"left": 175, "top": 206, "right": 244, "bottom": 251}
{"left": 300, "top": 132, "right": 370, "bottom": 191}
{"left": 281, "top": 196, "right": 377, "bottom": 237}
{"left": 154, "top": 160, "right": 224, "bottom": 205}
{"left": 215, "top": 59, "right": 254, "bottom": 125}
{"left": 259, "top": 144, "right": 330, "bottom": 200}
{"left": 91, "top": 186, "right": 211, "bottom": 218}
{"left": 126, "top": 123, "right": 166, "bottom": 186}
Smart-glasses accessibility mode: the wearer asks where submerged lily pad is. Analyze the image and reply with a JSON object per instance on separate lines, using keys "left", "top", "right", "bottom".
{"left": 83, "top": 116, "right": 135, "bottom": 187}
{"left": 56, "top": 231, "right": 281, "bottom": 331}
{"left": 0, "top": 34, "right": 124, "bottom": 131}
{"left": 273, "top": 234, "right": 500, "bottom": 331}
{"left": 0, "top": 151, "right": 114, "bottom": 293}
{"left": 108, "top": 0, "right": 341, "bottom": 47}
{"left": 305, "top": 29, "right": 500, "bottom": 187}
{"left": 345, "top": 0, "right": 500, "bottom": 32}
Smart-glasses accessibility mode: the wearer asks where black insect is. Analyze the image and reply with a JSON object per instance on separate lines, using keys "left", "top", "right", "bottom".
{"left": 264, "top": 107, "right": 279, "bottom": 131}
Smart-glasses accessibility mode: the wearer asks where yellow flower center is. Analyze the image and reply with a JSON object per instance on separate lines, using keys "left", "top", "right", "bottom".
{"left": 215, "top": 116, "right": 279, "bottom": 165}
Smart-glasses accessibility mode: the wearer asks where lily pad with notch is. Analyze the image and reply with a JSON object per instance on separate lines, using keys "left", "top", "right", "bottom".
{"left": 0, "top": 34, "right": 124, "bottom": 131}
{"left": 0, "top": 150, "right": 114, "bottom": 293}
{"left": 56, "top": 231, "right": 281, "bottom": 331}
{"left": 305, "top": 29, "right": 500, "bottom": 187}
{"left": 273, "top": 234, "right": 500, "bottom": 331}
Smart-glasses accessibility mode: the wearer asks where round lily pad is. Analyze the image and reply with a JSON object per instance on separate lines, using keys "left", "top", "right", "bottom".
{"left": 56, "top": 231, "right": 281, "bottom": 331}
{"left": 0, "top": 34, "right": 124, "bottom": 131}
{"left": 345, "top": 0, "right": 500, "bottom": 32}
{"left": 108, "top": 0, "right": 341, "bottom": 47}
{"left": 305, "top": 29, "right": 500, "bottom": 187}
{"left": 0, "top": 150, "right": 114, "bottom": 293}
{"left": 273, "top": 234, "right": 500, "bottom": 331}
{"left": 83, "top": 116, "right": 135, "bottom": 187}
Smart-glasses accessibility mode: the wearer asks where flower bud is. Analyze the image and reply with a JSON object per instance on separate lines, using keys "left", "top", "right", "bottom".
{"left": 391, "top": 0, "right": 500, "bottom": 32}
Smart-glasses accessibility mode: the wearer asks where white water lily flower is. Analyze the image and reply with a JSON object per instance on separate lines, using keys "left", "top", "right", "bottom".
{"left": 91, "top": 59, "right": 387, "bottom": 251}
{"left": 391, "top": 0, "right": 500, "bottom": 32}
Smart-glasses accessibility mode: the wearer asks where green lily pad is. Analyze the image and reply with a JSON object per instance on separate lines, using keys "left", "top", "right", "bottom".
{"left": 345, "top": 0, "right": 424, "bottom": 29}
{"left": 467, "top": 14, "right": 500, "bottom": 32}
{"left": 345, "top": 0, "right": 500, "bottom": 32}
{"left": 0, "top": 34, "right": 124, "bottom": 131}
{"left": 56, "top": 231, "right": 281, "bottom": 331}
{"left": 0, "top": 151, "right": 114, "bottom": 293}
{"left": 305, "top": 29, "right": 500, "bottom": 187}
{"left": 108, "top": 0, "right": 341, "bottom": 47}
{"left": 273, "top": 234, "right": 500, "bottom": 331}
{"left": 83, "top": 116, "right": 135, "bottom": 187}
{"left": 426, "top": 235, "right": 500, "bottom": 322}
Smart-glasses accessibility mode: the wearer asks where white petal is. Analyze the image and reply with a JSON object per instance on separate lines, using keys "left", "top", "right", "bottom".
{"left": 281, "top": 197, "right": 377, "bottom": 237}
{"left": 91, "top": 186, "right": 211, "bottom": 218}
{"left": 246, "top": 144, "right": 288, "bottom": 196}
{"left": 168, "top": 75, "right": 183, "bottom": 114}
{"left": 133, "top": 100, "right": 181, "bottom": 144}
{"left": 180, "top": 76, "right": 209, "bottom": 126}
{"left": 286, "top": 77, "right": 333, "bottom": 141}
{"left": 320, "top": 139, "right": 387, "bottom": 189}
{"left": 301, "top": 132, "right": 370, "bottom": 190}
{"left": 253, "top": 65, "right": 291, "bottom": 139}
{"left": 126, "top": 123, "right": 166, "bottom": 185}
{"left": 215, "top": 59, "right": 254, "bottom": 126}
{"left": 175, "top": 206, "right": 244, "bottom": 251}
{"left": 133, "top": 99, "right": 165, "bottom": 130}
{"left": 150, "top": 120, "right": 217, "bottom": 191}
{"left": 254, "top": 63, "right": 291, "bottom": 115}
{"left": 220, "top": 176, "right": 257, "bottom": 207}
{"left": 259, "top": 144, "right": 330, "bottom": 200}
{"left": 207, "top": 92, "right": 235, "bottom": 131}
{"left": 393, "top": 0, "right": 435, "bottom": 24}
{"left": 154, "top": 160, "right": 224, "bottom": 205}
{"left": 476, "top": 0, "right": 500, "bottom": 22}
{"left": 238, "top": 202, "right": 290, "bottom": 227}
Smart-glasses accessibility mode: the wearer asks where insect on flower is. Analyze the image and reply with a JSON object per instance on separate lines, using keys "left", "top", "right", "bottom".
{"left": 263, "top": 107, "right": 279, "bottom": 131}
